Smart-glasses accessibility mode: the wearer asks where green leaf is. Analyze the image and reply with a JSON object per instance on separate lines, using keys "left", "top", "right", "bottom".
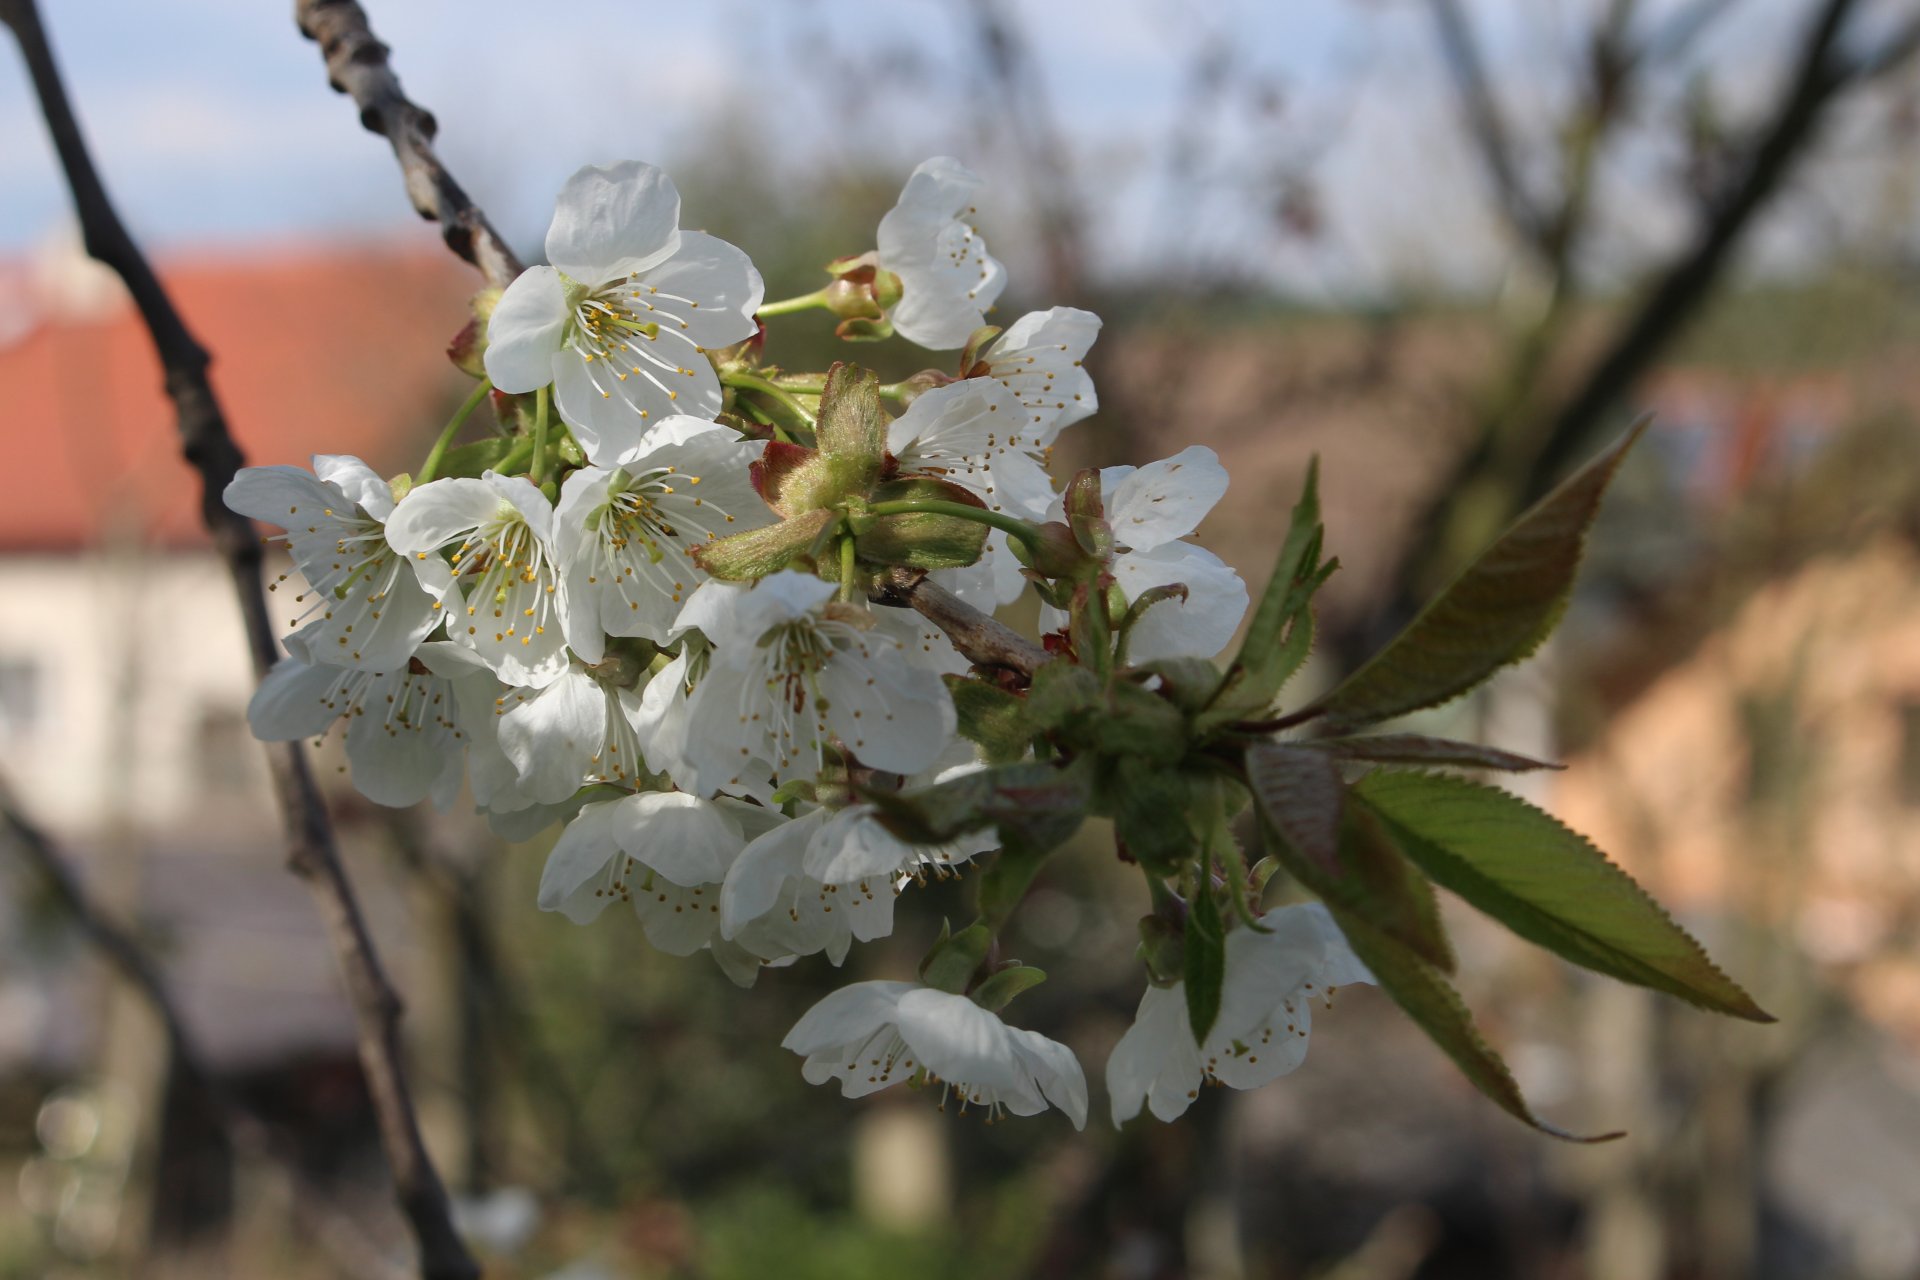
{"left": 815, "top": 362, "right": 887, "bottom": 497}
{"left": 1204, "top": 459, "right": 1332, "bottom": 724}
{"left": 1308, "top": 734, "right": 1562, "bottom": 773}
{"left": 971, "top": 964, "right": 1047, "bottom": 1012}
{"left": 1184, "top": 869, "right": 1227, "bottom": 1044}
{"left": 945, "top": 677, "right": 1034, "bottom": 765}
{"left": 1353, "top": 771, "right": 1772, "bottom": 1022}
{"left": 691, "top": 508, "right": 835, "bottom": 580}
{"left": 920, "top": 921, "right": 993, "bottom": 994}
{"left": 1106, "top": 758, "right": 1198, "bottom": 876}
{"left": 1311, "top": 420, "right": 1647, "bottom": 731}
{"left": 435, "top": 436, "right": 512, "bottom": 479}
{"left": 1329, "top": 906, "right": 1622, "bottom": 1142}
{"left": 855, "top": 477, "right": 991, "bottom": 569}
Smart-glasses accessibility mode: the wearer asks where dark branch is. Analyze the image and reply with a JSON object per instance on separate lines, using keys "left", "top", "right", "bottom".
{"left": 0, "top": 4, "right": 476, "bottom": 1276}
{"left": 0, "top": 787, "right": 412, "bottom": 1280}
{"left": 294, "top": 0, "right": 522, "bottom": 290}
{"left": 880, "top": 569, "right": 1049, "bottom": 679}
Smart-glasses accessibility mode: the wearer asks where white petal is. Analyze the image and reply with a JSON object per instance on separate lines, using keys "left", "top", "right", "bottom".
{"left": 313, "top": 454, "right": 396, "bottom": 521}
{"left": 781, "top": 979, "right": 916, "bottom": 1054}
{"left": 720, "top": 810, "right": 821, "bottom": 936}
{"left": 890, "top": 284, "right": 989, "bottom": 352}
{"left": 545, "top": 161, "right": 682, "bottom": 283}
{"left": 484, "top": 266, "right": 571, "bottom": 392}
{"left": 247, "top": 657, "right": 342, "bottom": 741}
{"left": 614, "top": 791, "right": 746, "bottom": 887}
{"left": 983, "top": 307, "right": 1102, "bottom": 439}
{"left": 636, "top": 230, "right": 764, "bottom": 349}
{"left": 551, "top": 341, "right": 723, "bottom": 467}
{"left": 893, "top": 987, "right": 1021, "bottom": 1089}
{"left": 342, "top": 676, "right": 463, "bottom": 808}
{"left": 497, "top": 669, "right": 604, "bottom": 804}
{"left": 631, "top": 875, "right": 724, "bottom": 954}
{"left": 1104, "top": 445, "right": 1229, "bottom": 548}
{"left": 817, "top": 641, "right": 955, "bottom": 776}
{"left": 1106, "top": 983, "right": 1203, "bottom": 1125}
{"left": 535, "top": 799, "right": 626, "bottom": 923}
{"left": 1008, "top": 1027, "right": 1089, "bottom": 1130}
{"left": 1113, "top": 542, "right": 1248, "bottom": 663}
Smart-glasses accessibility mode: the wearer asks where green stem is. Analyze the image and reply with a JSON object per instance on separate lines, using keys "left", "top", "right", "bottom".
{"left": 723, "top": 371, "right": 817, "bottom": 427}
{"left": 415, "top": 378, "right": 492, "bottom": 485}
{"left": 838, "top": 535, "right": 858, "bottom": 603}
{"left": 755, "top": 287, "right": 832, "bottom": 318}
{"left": 877, "top": 382, "right": 915, "bottom": 402}
{"left": 529, "top": 385, "right": 551, "bottom": 486}
{"left": 864, "top": 499, "right": 1042, "bottom": 554}
{"left": 494, "top": 435, "right": 536, "bottom": 475}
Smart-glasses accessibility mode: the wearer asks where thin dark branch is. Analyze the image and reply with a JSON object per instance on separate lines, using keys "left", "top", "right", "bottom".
{"left": 294, "top": 0, "right": 522, "bottom": 291}
{"left": 1427, "top": 0, "right": 1548, "bottom": 256}
{"left": 879, "top": 569, "right": 1048, "bottom": 679}
{"left": 0, "top": 5, "right": 476, "bottom": 1277}
{"left": 0, "top": 788, "right": 412, "bottom": 1280}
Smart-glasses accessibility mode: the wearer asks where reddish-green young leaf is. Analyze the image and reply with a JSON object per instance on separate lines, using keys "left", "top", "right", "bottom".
{"left": 1330, "top": 906, "right": 1623, "bottom": 1142}
{"left": 1353, "top": 771, "right": 1773, "bottom": 1022}
{"left": 1308, "top": 734, "right": 1563, "bottom": 773}
{"left": 815, "top": 362, "right": 888, "bottom": 497}
{"left": 750, "top": 440, "right": 836, "bottom": 517}
{"left": 1312, "top": 420, "right": 1647, "bottom": 731}
{"left": 1248, "top": 763, "right": 1454, "bottom": 973}
{"left": 1244, "top": 741, "right": 1344, "bottom": 876}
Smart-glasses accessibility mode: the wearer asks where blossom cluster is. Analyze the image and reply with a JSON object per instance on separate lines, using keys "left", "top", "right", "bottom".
{"left": 228, "top": 157, "right": 1369, "bottom": 1128}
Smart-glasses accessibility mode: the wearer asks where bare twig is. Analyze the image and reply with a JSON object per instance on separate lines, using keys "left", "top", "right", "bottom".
{"left": 0, "top": 5, "right": 476, "bottom": 1277}
{"left": 879, "top": 569, "right": 1048, "bottom": 678}
{"left": 0, "top": 788, "right": 412, "bottom": 1280}
{"left": 294, "top": 0, "right": 522, "bottom": 291}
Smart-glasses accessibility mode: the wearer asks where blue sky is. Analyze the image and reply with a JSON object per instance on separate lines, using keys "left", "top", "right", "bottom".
{"left": 2, "top": 1, "right": 1907, "bottom": 298}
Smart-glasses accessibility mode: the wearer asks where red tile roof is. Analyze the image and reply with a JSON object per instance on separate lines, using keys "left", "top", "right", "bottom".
{"left": 0, "top": 242, "right": 479, "bottom": 550}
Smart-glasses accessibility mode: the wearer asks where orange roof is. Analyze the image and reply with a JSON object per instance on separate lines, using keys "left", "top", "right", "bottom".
{"left": 0, "top": 241, "right": 479, "bottom": 550}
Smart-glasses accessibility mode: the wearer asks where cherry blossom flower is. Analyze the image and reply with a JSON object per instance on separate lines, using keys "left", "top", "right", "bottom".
{"left": 1106, "top": 903, "right": 1373, "bottom": 1125}
{"left": 876, "top": 157, "right": 1007, "bottom": 350}
{"left": 667, "top": 572, "right": 957, "bottom": 794}
{"left": 492, "top": 663, "right": 650, "bottom": 804}
{"left": 384, "top": 472, "right": 570, "bottom": 688}
{"left": 484, "top": 161, "right": 763, "bottom": 463}
{"left": 247, "top": 644, "right": 476, "bottom": 809}
{"left": 225, "top": 455, "right": 438, "bottom": 671}
{"left": 971, "top": 307, "right": 1102, "bottom": 437}
{"left": 1041, "top": 445, "right": 1250, "bottom": 662}
{"left": 553, "top": 417, "right": 769, "bottom": 657}
{"left": 888, "top": 379, "right": 1056, "bottom": 521}
{"left": 783, "top": 981, "right": 1087, "bottom": 1127}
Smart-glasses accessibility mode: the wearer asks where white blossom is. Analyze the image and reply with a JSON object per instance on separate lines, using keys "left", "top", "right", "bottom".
{"left": 493, "top": 663, "right": 650, "bottom": 804}
{"left": 553, "top": 417, "right": 769, "bottom": 657}
{"left": 247, "top": 644, "right": 477, "bottom": 809}
{"left": 973, "top": 307, "right": 1101, "bottom": 438}
{"left": 783, "top": 981, "right": 1087, "bottom": 1127}
{"left": 876, "top": 157, "right": 1007, "bottom": 350}
{"left": 225, "top": 455, "right": 438, "bottom": 670}
{"left": 484, "top": 161, "right": 763, "bottom": 464}
{"left": 384, "top": 472, "right": 570, "bottom": 688}
{"left": 1040, "top": 445, "right": 1249, "bottom": 662}
{"left": 668, "top": 572, "right": 957, "bottom": 795}
{"left": 1106, "top": 903, "right": 1373, "bottom": 1125}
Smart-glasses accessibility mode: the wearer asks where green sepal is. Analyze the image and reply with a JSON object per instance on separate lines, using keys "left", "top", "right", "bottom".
{"left": 691, "top": 508, "right": 836, "bottom": 580}
{"left": 1353, "top": 770, "right": 1772, "bottom": 1021}
{"left": 854, "top": 477, "right": 991, "bottom": 569}
{"left": 1105, "top": 759, "right": 1199, "bottom": 876}
{"left": 971, "top": 964, "right": 1047, "bottom": 1012}
{"left": 920, "top": 921, "right": 993, "bottom": 994}
{"left": 835, "top": 316, "right": 896, "bottom": 342}
{"left": 958, "top": 324, "right": 1004, "bottom": 372}
{"left": 1063, "top": 469, "right": 1113, "bottom": 559}
{"left": 1308, "top": 420, "right": 1648, "bottom": 731}
{"left": 1330, "top": 906, "right": 1624, "bottom": 1143}
{"left": 1184, "top": 866, "right": 1228, "bottom": 1044}
{"left": 1137, "top": 911, "right": 1185, "bottom": 986}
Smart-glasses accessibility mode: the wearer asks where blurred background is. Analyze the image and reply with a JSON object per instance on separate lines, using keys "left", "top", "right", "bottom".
{"left": 3, "top": 0, "right": 1920, "bottom": 1276}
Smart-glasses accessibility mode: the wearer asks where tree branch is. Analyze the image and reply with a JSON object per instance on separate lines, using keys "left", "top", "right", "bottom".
{"left": 879, "top": 568, "right": 1049, "bottom": 679}
{"left": 0, "top": 5, "right": 477, "bottom": 1277}
{"left": 0, "top": 787, "right": 413, "bottom": 1280}
{"left": 294, "top": 0, "right": 522, "bottom": 291}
